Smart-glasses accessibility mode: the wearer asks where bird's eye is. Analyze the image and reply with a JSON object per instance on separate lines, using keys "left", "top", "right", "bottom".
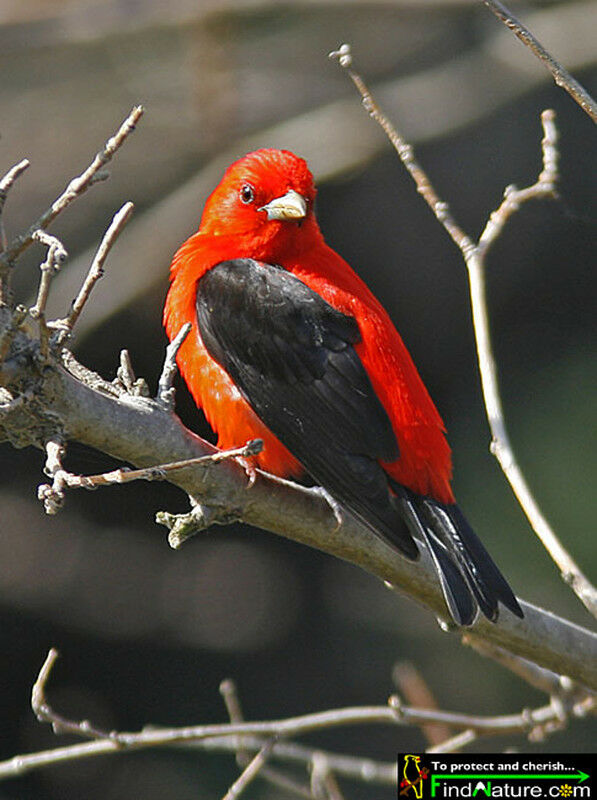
{"left": 239, "top": 183, "right": 255, "bottom": 204}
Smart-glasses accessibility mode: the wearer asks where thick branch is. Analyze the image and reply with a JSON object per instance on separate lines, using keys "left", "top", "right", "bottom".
{"left": 9, "top": 354, "right": 594, "bottom": 691}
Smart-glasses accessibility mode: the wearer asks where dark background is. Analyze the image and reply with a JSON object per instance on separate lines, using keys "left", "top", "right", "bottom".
{"left": 0, "top": 1, "right": 595, "bottom": 798}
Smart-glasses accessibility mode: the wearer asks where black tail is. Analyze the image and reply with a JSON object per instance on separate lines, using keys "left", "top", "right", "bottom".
{"left": 392, "top": 485, "right": 523, "bottom": 626}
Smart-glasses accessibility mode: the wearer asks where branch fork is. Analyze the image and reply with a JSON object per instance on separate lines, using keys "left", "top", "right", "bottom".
{"left": 2, "top": 647, "right": 591, "bottom": 787}
{"left": 331, "top": 44, "right": 597, "bottom": 619}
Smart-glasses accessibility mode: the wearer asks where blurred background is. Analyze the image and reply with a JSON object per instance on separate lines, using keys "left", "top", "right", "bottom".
{"left": 0, "top": 0, "right": 595, "bottom": 797}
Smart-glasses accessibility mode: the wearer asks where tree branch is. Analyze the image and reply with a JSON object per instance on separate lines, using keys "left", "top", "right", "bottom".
{"left": 482, "top": 0, "right": 597, "bottom": 124}
{"left": 1, "top": 94, "right": 596, "bottom": 705}
{"left": 330, "top": 44, "right": 597, "bottom": 619}
{"left": 0, "top": 106, "right": 143, "bottom": 272}
{"left": 7, "top": 351, "right": 596, "bottom": 690}
{"left": 56, "top": 201, "right": 134, "bottom": 338}
{"left": 1, "top": 648, "right": 592, "bottom": 783}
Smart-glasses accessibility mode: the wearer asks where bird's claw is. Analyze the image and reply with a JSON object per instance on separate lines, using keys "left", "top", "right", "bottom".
{"left": 238, "top": 457, "right": 258, "bottom": 488}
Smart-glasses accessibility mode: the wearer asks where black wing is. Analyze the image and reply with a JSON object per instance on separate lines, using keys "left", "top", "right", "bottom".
{"left": 196, "top": 258, "right": 418, "bottom": 559}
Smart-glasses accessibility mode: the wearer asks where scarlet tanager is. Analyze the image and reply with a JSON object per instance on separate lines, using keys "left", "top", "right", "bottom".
{"left": 164, "top": 148, "right": 523, "bottom": 626}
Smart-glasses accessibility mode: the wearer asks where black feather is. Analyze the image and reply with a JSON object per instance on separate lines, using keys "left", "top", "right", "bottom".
{"left": 196, "top": 258, "right": 523, "bottom": 623}
{"left": 197, "top": 258, "right": 417, "bottom": 559}
{"left": 398, "top": 493, "right": 477, "bottom": 625}
{"left": 393, "top": 481, "right": 523, "bottom": 623}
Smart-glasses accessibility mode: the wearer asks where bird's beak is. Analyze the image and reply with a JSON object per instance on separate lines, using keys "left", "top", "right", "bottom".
{"left": 259, "top": 189, "right": 307, "bottom": 221}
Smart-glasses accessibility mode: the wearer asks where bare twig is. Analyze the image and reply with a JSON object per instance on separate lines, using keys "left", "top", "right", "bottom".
{"left": 311, "top": 752, "right": 346, "bottom": 800}
{"left": 111, "top": 349, "right": 150, "bottom": 396}
{"left": 222, "top": 738, "right": 278, "bottom": 800}
{"left": 38, "top": 438, "right": 68, "bottom": 514}
{"left": 2, "top": 650, "right": 593, "bottom": 785}
{"left": 0, "top": 106, "right": 143, "bottom": 271}
{"left": 31, "top": 232, "right": 69, "bottom": 299}
{"left": 53, "top": 202, "right": 134, "bottom": 339}
{"left": 461, "top": 635, "right": 580, "bottom": 698}
{"left": 426, "top": 728, "right": 477, "bottom": 754}
{"left": 482, "top": 0, "right": 597, "bottom": 124}
{"left": 220, "top": 679, "right": 314, "bottom": 799}
{"left": 387, "top": 692, "right": 594, "bottom": 741}
{"left": 37, "top": 438, "right": 263, "bottom": 515}
{"left": 0, "top": 160, "right": 31, "bottom": 287}
{"left": 329, "top": 45, "right": 475, "bottom": 257}
{"left": 331, "top": 44, "right": 597, "bottom": 619}
{"left": 30, "top": 231, "right": 68, "bottom": 357}
{"left": 0, "top": 159, "right": 30, "bottom": 212}
{"left": 466, "top": 117, "right": 596, "bottom": 618}
{"left": 0, "top": 160, "right": 31, "bottom": 260}
{"left": 31, "top": 649, "right": 118, "bottom": 741}
{"left": 220, "top": 679, "right": 249, "bottom": 764}
{"left": 0, "top": 733, "right": 396, "bottom": 785}
{"left": 156, "top": 322, "right": 191, "bottom": 410}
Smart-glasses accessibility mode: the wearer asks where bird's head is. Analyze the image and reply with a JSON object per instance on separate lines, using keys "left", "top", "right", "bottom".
{"left": 198, "top": 149, "right": 320, "bottom": 255}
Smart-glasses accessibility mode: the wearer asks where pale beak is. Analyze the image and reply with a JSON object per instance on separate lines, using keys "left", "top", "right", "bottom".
{"left": 259, "top": 189, "right": 307, "bottom": 221}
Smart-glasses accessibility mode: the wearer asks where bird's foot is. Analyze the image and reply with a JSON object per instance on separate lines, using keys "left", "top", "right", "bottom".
{"left": 238, "top": 457, "right": 258, "bottom": 488}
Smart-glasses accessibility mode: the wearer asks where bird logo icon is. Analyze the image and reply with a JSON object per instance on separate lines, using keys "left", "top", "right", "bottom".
{"left": 400, "top": 754, "right": 430, "bottom": 798}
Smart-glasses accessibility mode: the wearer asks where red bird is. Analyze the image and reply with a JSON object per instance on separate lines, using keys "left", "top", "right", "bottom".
{"left": 164, "top": 148, "right": 522, "bottom": 625}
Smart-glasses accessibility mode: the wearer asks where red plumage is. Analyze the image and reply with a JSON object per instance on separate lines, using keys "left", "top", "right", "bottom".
{"left": 164, "top": 148, "right": 522, "bottom": 625}
{"left": 165, "top": 149, "right": 452, "bottom": 502}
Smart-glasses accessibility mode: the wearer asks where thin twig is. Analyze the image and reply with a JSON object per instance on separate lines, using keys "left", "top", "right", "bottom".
{"left": 0, "top": 159, "right": 30, "bottom": 215}
{"left": 465, "top": 116, "right": 596, "bottom": 617}
{"left": 0, "top": 106, "right": 143, "bottom": 271}
{"left": 220, "top": 679, "right": 249, "bottom": 765}
{"left": 387, "top": 692, "right": 594, "bottom": 740}
{"left": 62, "top": 440, "right": 263, "bottom": 487}
{"left": 311, "top": 752, "right": 346, "bottom": 800}
{"left": 37, "top": 439, "right": 263, "bottom": 515}
{"left": 30, "top": 650, "right": 597, "bottom": 743}
{"left": 30, "top": 231, "right": 69, "bottom": 313}
{"left": 30, "top": 231, "right": 68, "bottom": 357}
{"left": 54, "top": 202, "right": 134, "bottom": 338}
{"left": 426, "top": 728, "right": 477, "bottom": 754}
{"left": 111, "top": 349, "right": 150, "bottom": 397}
{"left": 31, "top": 649, "right": 119, "bottom": 741}
{"left": 156, "top": 322, "right": 191, "bottom": 410}
{"left": 0, "top": 160, "right": 31, "bottom": 265}
{"left": 2, "top": 650, "right": 593, "bottom": 786}
{"left": 38, "top": 438, "right": 68, "bottom": 514}
{"left": 0, "top": 159, "right": 31, "bottom": 292}
{"left": 482, "top": 0, "right": 597, "bottom": 124}
{"left": 461, "top": 635, "right": 578, "bottom": 698}
{"left": 329, "top": 45, "right": 475, "bottom": 257}
{"left": 221, "top": 737, "right": 278, "bottom": 800}
{"left": 220, "top": 679, "right": 314, "bottom": 799}
{"left": 330, "top": 44, "right": 597, "bottom": 619}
